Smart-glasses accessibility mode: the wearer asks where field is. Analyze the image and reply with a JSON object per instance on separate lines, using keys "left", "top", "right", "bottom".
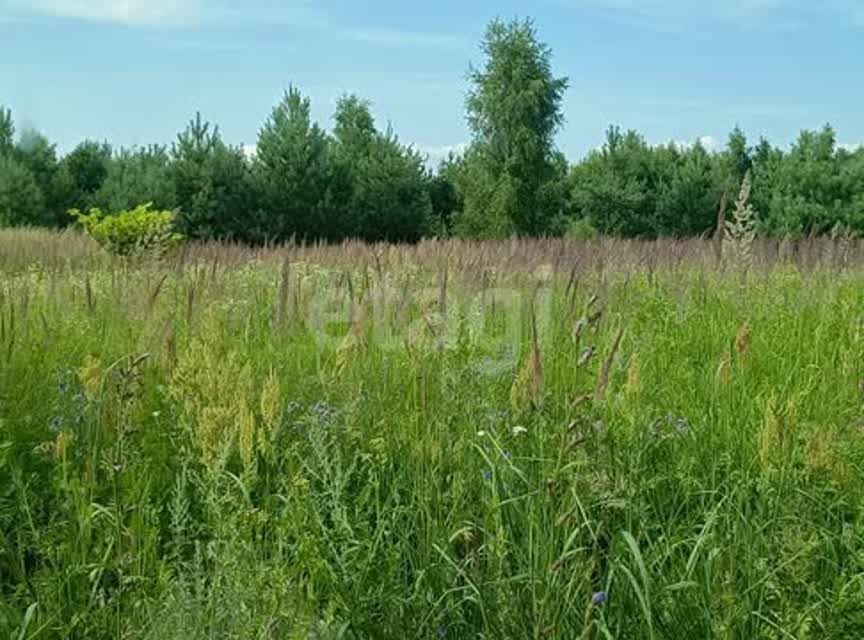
{"left": 3, "top": 230, "right": 864, "bottom": 639}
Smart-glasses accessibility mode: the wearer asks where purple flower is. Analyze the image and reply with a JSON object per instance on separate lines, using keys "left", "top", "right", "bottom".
{"left": 591, "top": 591, "right": 608, "bottom": 606}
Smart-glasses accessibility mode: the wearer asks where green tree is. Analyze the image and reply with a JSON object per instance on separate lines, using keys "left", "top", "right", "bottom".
{"left": 724, "top": 126, "right": 752, "bottom": 187}
{"left": 332, "top": 95, "right": 432, "bottom": 242}
{"left": 461, "top": 18, "right": 569, "bottom": 236}
{"left": 170, "top": 113, "right": 255, "bottom": 241}
{"left": 427, "top": 153, "right": 463, "bottom": 236}
{"left": 93, "top": 145, "right": 175, "bottom": 213}
{"left": 570, "top": 127, "right": 657, "bottom": 236}
{"left": 14, "top": 130, "right": 70, "bottom": 225}
{"left": 255, "top": 87, "right": 341, "bottom": 242}
{"left": 61, "top": 140, "right": 112, "bottom": 210}
{"left": 0, "top": 106, "right": 14, "bottom": 157}
{"left": 655, "top": 142, "right": 724, "bottom": 236}
{"left": 760, "top": 126, "right": 846, "bottom": 235}
{"left": 0, "top": 155, "right": 45, "bottom": 227}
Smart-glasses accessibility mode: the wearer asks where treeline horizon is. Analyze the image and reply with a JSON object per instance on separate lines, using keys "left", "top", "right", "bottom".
{"left": 2, "top": 18, "right": 863, "bottom": 243}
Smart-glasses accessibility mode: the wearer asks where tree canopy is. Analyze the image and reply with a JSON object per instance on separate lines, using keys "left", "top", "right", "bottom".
{"left": 1, "top": 18, "right": 862, "bottom": 242}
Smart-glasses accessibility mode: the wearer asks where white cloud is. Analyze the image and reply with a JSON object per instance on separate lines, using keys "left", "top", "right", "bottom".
{"left": 839, "top": 142, "right": 862, "bottom": 152}
{"left": 4, "top": 0, "right": 205, "bottom": 26}
{"left": 241, "top": 144, "right": 257, "bottom": 159}
{"left": 417, "top": 142, "right": 469, "bottom": 167}
{"left": 671, "top": 135, "right": 719, "bottom": 151}
{"left": 590, "top": 135, "right": 721, "bottom": 154}
{"left": 3, "top": 1, "right": 467, "bottom": 48}
{"left": 346, "top": 27, "right": 466, "bottom": 50}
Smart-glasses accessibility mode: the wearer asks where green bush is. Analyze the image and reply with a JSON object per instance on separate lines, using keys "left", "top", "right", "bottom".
{"left": 71, "top": 202, "right": 183, "bottom": 256}
{"left": 565, "top": 216, "right": 599, "bottom": 240}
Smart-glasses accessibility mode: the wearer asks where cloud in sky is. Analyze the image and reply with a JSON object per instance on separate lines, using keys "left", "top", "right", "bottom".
{"left": 674, "top": 135, "right": 719, "bottom": 151}
{"left": 417, "top": 142, "right": 469, "bottom": 167}
{"left": 243, "top": 142, "right": 469, "bottom": 167}
{"left": 2, "top": 0, "right": 466, "bottom": 50}
{"left": 4, "top": 0, "right": 205, "bottom": 26}
{"left": 346, "top": 27, "right": 467, "bottom": 50}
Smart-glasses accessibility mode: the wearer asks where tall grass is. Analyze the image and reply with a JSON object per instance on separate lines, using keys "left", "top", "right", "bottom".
{"left": 2, "top": 231, "right": 864, "bottom": 638}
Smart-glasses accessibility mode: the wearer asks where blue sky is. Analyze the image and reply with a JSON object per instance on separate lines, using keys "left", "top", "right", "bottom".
{"left": 1, "top": 0, "right": 862, "bottom": 163}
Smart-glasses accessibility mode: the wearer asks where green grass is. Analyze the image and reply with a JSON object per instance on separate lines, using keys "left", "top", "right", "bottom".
{"left": 2, "top": 234, "right": 864, "bottom": 639}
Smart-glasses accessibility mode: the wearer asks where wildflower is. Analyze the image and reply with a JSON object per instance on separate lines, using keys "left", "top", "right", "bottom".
{"left": 511, "top": 425, "right": 528, "bottom": 437}
{"left": 649, "top": 414, "right": 689, "bottom": 439}
{"left": 78, "top": 355, "right": 102, "bottom": 401}
{"left": 54, "top": 430, "right": 75, "bottom": 461}
{"left": 482, "top": 470, "right": 492, "bottom": 482}
{"left": 311, "top": 400, "right": 338, "bottom": 424}
{"left": 477, "top": 430, "right": 488, "bottom": 438}
{"left": 48, "top": 416, "right": 64, "bottom": 433}
{"left": 591, "top": 591, "right": 608, "bottom": 606}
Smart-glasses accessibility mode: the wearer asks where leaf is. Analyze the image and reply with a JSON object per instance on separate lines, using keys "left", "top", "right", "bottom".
{"left": 17, "top": 602, "right": 37, "bottom": 640}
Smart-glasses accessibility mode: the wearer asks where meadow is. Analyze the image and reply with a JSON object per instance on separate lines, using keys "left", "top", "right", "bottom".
{"left": 2, "top": 229, "right": 864, "bottom": 639}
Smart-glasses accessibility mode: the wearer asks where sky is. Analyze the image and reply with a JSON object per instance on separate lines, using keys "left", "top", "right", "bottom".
{"left": 1, "top": 0, "right": 862, "bottom": 164}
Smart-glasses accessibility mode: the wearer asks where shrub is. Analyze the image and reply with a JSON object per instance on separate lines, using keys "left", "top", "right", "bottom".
{"left": 71, "top": 202, "right": 183, "bottom": 256}
{"left": 565, "top": 217, "right": 599, "bottom": 240}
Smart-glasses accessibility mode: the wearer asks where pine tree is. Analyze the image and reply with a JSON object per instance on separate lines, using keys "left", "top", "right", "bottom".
{"left": 255, "top": 87, "right": 339, "bottom": 242}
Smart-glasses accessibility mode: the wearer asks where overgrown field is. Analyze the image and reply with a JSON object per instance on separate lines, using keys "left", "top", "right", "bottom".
{"left": 3, "top": 232, "right": 864, "bottom": 639}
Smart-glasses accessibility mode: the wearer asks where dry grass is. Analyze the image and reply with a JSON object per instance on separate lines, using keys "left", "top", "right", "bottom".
{"left": 3, "top": 227, "right": 864, "bottom": 276}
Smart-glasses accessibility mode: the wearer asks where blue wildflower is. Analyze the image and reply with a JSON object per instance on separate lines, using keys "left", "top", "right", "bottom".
{"left": 591, "top": 591, "right": 608, "bottom": 606}
{"left": 482, "top": 470, "right": 493, "bottom": 482}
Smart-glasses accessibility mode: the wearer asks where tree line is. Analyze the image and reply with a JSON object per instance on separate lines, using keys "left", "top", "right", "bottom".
{"left": 2, "top": 18, "right": 863, "bottom": 242}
